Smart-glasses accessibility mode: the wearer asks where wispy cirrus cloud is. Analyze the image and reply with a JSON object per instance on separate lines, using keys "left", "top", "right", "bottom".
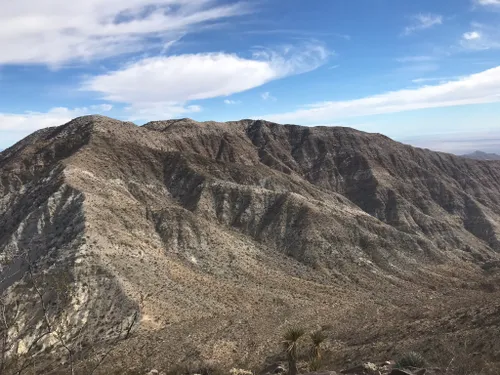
{"left": 83, "top": 43, "right": 329, "bottom": 119}
{"left": 412, "top": 76, "right": 463, "bottom": 84}
{"left": 124, "top": 103, "right": 202, "bottom": 121}
{"left": 261, "top": 92, "right": 277, "bottom": 101}
{"left": 243, "top": 29, "right": 351, "bottom": 40}
{"left": 395, "top": 55, "right": 439, "bottom": 76}
{"left": 0, "top": 0, "right": 250, "bottom": 66}
{"left": 396, "top": 55, "right": 436, "bottom": 63}
{"left": 403, "top": 13, "right": 443, "bottom": 36}
{"left": 260, "top": 66, "right": 500, "bottom": 124}
{"left": 224, "top": 99, "right": 241, "bottom": 105}
{"left": 474, "top": 0, "right": 500, "bottom": 7}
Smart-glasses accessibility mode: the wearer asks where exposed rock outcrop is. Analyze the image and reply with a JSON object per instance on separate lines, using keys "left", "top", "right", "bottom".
{"left": 1, "top": 116, "right": 500, "bottom": 372}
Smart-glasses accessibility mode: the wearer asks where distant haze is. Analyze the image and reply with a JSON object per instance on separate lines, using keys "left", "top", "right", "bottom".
{"left": 462, "top": 150, "right": 500, "bottom": 160}
{"left": 399, "top": 131, "right": 500, "bottom": 155}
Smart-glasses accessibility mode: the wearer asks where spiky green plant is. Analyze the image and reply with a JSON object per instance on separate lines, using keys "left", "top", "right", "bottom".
{"left": 283, "top": 327, "right": 305, "bottom": 375}
{"left": 310, "top": 331, "right": 327, "bottom": 360}
{"left": 308, "top": 357, "right": 321, "bottom": 372}
{"left": 395, "top": 351, "right": 426, "bottom": 369}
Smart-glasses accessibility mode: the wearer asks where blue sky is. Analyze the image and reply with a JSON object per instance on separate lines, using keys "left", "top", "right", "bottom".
{"left": 1, "top": 0, "right": 500, "bottom": 153}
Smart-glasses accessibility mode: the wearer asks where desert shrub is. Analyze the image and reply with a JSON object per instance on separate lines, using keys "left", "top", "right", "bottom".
{"left": 283, "top": 327, "right": 305, "bottom": 375}
{"left": 395, "top": 351, "right": 426, "bottom": 369}
{"left": 284, "top": 327, "right": 305, "bottom": 344}
{"left": 308, "top": 357, "right": 322, "bottom": 372}
{"left": 309, "top": 329, "right": 327, "bottom": 371}
{"left": 310, "top": 331, "right": 326, "bottom": 348}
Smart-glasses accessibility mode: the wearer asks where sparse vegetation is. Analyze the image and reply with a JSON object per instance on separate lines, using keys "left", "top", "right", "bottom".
{"left": 310, "top": 330, "right": 326, "bottom": 361}
{"left": 395, "top": 351, "right": 426, "bottom": 369}
{"left": 283, "top": 327, "right": 305, "bottom": 375}
{"left": 0, "top": 247, "right": 139, "bottom": 375}
{"left": 2, "top": 116, "right": 500, "bottom": 374}
{"left": 308, "top": 330, "right": 326, "bottom": 371}
{"left": 308, "top": 357, "right": 322, "bottom": 372}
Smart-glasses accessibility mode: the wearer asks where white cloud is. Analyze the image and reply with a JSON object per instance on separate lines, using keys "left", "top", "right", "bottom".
{"left": 474, "top": 0, "right": 500, "bottom": 6}
{"left": 463, "top": 31, "right": 481, "bottom": 40}
{"left": 85, "top": 44, "right": 327, "bottom": 102}
{"left": 0, "top": 0, "right": 249, "bottom": 65}
{"left": 0, "top": 105, "right": 112, "bottom": 148}
{"left": 403, "top": 14, "right": 443, "bottom": 35}
{"left": 461, "top": 24, "right": 500, "bottom": 50}
{"left": 396, "top": 56, "right": 439, "bottom": 75}
{"left": 412, "top": 76, "right": 463, "bottom": 84}
{"left": 224, "top": 99, "right": 241, "bottom": 105}
{"left": 261, "top": 66, "right": 500, "bottom": 124}
{"left": 83, "top": 43, "right": 327, "bottom": 119}
{"left": 125, "top": 103, "right": 202, "bottom": 121}
{"left": 0, "top": 105, "right": 112, "bottom": 132}
{"left": 261, "top": 92, "right": 277, "bottom": 101}
{"left": 396, "top": 56, "right": 435, "bottom": 63}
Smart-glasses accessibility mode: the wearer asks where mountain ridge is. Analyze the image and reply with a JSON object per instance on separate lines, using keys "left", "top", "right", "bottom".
{"left": 1, "top": 115, "right": 500, "bottom": 373}
{"left": 462, "top": 150, "right": 500, "bottom": 161}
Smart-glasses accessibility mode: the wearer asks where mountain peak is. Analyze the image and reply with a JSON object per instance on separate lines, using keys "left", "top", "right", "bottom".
{"left": 2, "top": 116, "right": 500, "bottom": 372}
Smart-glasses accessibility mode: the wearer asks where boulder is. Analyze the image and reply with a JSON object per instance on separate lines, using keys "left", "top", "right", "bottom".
{"left": 274, "top": 366, "right": 286, "bottom": 374}
{"left": 230, "top": 369, "right": 254, "bottom": 375}
{"left": 341, "top": 362, "right": 379, "bottom": 374}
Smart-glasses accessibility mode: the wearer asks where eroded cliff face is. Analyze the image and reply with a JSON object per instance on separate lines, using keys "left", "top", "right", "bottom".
{"left": 1, "top": 115, "right": 500, "bottom": 371}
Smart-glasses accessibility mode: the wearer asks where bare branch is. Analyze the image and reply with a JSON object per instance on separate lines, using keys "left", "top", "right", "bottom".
{"left": 88, "top": 310, "right": 138, "bottom": 375}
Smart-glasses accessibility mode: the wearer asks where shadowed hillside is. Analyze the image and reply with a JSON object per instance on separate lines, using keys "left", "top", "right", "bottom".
{"left": 1, "top": 115, "right": 500, "bottom": 374}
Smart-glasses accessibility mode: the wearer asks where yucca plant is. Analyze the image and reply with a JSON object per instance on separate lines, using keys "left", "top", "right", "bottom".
{"left": 395, "top": 351, "right": 426, "bottom": 369}
{"left": 310, "top": 330, "right": 327, "bottom": 361}
{"left": 308, "top": 357, "right": 321, "bottom": 372}
{"left": 283, "top": 327, "right": 305, "bottom": 375}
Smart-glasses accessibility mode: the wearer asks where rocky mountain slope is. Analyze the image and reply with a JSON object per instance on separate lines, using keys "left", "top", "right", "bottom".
{"left": 1, "top": 115, "right": 500, "bottom": 373}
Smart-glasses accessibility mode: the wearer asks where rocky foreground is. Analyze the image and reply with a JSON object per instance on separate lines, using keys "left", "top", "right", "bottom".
{"left": 144, "top": 358, "right": 476, "bottom": 375}
{"left": 1, "top": 116, "right": 500, "bottom": 374}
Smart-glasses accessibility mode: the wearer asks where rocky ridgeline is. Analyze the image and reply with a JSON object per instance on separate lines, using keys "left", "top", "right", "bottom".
{"left": 1, "top": 115, "right": 500, "bottom": 373}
